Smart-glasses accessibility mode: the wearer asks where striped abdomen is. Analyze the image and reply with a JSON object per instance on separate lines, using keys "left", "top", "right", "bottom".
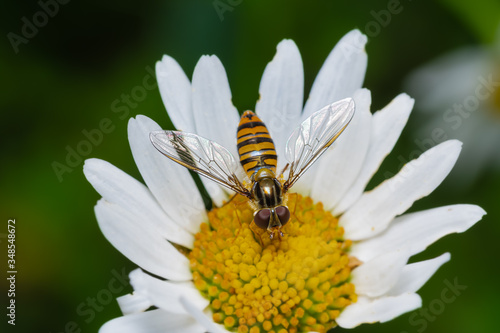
{"left": 237, "top": 111, "right": 277, "bottom": 178}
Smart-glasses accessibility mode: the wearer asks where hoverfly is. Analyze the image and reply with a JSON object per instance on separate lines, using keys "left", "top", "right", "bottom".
{"left": 150, "top": 98, "right": 355, "bottom": 239}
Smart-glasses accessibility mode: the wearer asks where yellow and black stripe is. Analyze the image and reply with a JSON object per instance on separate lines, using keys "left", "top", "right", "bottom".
{"left": 237, "top": 111, "right": 277, "bottom": 178}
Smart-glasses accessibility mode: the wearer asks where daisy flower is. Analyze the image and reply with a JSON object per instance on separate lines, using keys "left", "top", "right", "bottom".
{"left": 404, "top": 28, "right": 500, "bottom": 184}
{"left": 84, "top": 30, "right": 485, "bottom": 332}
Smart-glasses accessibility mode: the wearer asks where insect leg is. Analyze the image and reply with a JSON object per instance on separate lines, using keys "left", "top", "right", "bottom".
{"left": 249, "top": 221, "right": 265, "bottom": 247}
{"left": 232, "top": 202, "right": 243, "bottom": 240}
{"left": 287, "top": 192, "right": 304, "bottom": 224}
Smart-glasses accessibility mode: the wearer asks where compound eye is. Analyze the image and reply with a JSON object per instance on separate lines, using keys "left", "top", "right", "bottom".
{"left": 276, "top": 206, "right": 290, "bottom": 226}
{"left": 254, "top": 209, "right": 271, "bottom": 229}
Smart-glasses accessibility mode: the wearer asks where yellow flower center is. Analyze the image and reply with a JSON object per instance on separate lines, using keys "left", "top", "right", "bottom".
{"left": 189, "top": 194, "right": 357, "bottom": 333}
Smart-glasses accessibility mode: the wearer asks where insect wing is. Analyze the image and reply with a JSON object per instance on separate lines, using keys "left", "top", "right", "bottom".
{"left": 282, "top": 98, "right": 355, "bottom": 191}
{"left": 150, "top": 131, "right": 251, "bottom": 197}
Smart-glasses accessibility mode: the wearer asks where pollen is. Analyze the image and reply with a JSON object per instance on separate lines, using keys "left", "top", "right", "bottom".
{"left": 188, "top": 194, "right": 357, "bottom": 333}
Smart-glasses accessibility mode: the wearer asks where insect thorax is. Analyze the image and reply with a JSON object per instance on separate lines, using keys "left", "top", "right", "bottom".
{"left": 251, "top": 172, "right": 283, "bottom": 209}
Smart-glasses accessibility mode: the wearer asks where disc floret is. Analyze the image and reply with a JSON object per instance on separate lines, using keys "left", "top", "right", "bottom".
{"left": 189, "top": 194, "right": 357, "bottom": 333}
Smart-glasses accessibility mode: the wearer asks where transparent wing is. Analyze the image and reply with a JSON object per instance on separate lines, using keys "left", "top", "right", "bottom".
{"left": 150, "top": 131, "right": 251, "bottom": 198}
{"left": 282, "top": 98, "right": 355, "bottom": 192}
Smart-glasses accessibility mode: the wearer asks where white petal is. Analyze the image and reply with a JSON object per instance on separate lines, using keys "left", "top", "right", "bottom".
{"left": 192, "top": 55, "right": 240, "bottom": 156}
{"left": 156, "top": 55, "right": 195, "bottom": 132}
{"left": 336, "top": 293, "right": 422, "bottom": 328}
{"left": 302, "top": 29, "right": 367, "bottom": 121}
{"left": 130, "top": 269, "right": 208, "bottom": 314}
{"left": 352, "top": 250, "right": 409, "bottom": 298}
{"left": 128, "top": 116, "right": 207, "bottom": 234}
{"left": 292, "top": 30, "right": 367, "bottom": 196}
{"left": 351, "top": 204, "right": 485, "bottom": 262}
{"left": 334, "top": 93, "right": 414, "bottom": 214}
{"left": 192, "top": 55, "right": 240, "bottom": 204}
{"left": 117, "top": 293, "right": 152, "bottom": 315}
{"left": 202, "top": 179, "right": 230, "bottom": 207}
{"left": 256, "top": 39, "right": 304, "bottom": 170}
{"left": 387, "top": 253, "right": 451, "bottom": 296}
{"left": 180, "top": 296, "right": 230, "bottom": 333}
{"left": 84, "top": 158, "right": 194, "bottom": 248}
{"left": 95, "top": 199, "right": 191, "bottom": 281}
{"left": 341, "top": 140, "right": 463, "bottom": 240}
{"left": 99, "top": 309, "right": 204, "bottom": 333}
{"left": 310, "top": 88, "right": 372, "bottom": 210}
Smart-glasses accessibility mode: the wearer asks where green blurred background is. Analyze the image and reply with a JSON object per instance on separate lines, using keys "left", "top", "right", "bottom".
{"left": 1, "top": 0, "right": 499, "bottom": 332}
